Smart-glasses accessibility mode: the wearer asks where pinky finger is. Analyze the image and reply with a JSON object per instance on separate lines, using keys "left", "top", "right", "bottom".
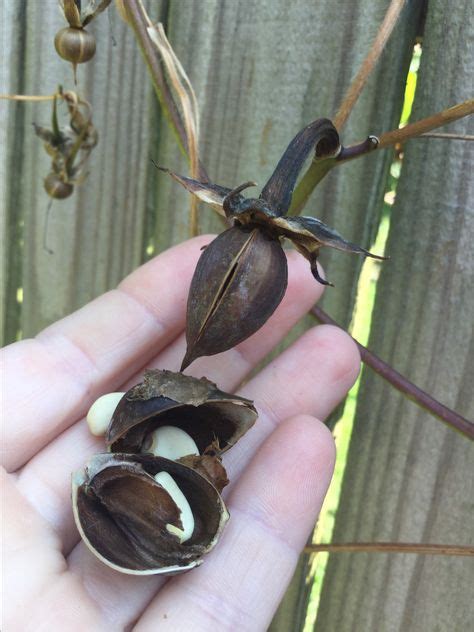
{"left": 134, "top": 414, "right": 335, "bottom": 632}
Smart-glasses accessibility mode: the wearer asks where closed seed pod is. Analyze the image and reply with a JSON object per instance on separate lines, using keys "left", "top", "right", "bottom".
{"left": 72, "top": 453, "right": 229, "bottom": 575}
{"left": 54, "top": 27, "right": 96, "bottom": 65}
{"left": 106, "top": 370, "right": 257, "bottom": 460}
{"left": 44, "top": 172, "right": 74, "bottom": 199}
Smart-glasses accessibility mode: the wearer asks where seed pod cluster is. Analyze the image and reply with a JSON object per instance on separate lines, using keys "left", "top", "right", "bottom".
{"left": 74, "top": 370, "right": 257, "bottom": 575}
{"left": 34, "top": 91, "right": 98, "bottom": 201}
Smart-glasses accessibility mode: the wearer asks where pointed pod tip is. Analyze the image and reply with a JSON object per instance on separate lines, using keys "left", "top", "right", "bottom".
{"left": 180, "top": 348, "right": 198, "bottom": 372}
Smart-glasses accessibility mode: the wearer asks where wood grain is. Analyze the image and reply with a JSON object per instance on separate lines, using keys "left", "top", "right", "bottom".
{"left": 316, "top": 1, "right": 474, "bottom": 630}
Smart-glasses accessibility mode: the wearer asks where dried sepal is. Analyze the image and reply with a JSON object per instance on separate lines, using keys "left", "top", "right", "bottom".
{"left": 182, "top": 226, "right": 288, "bottom": 369}
{"left": 106, "top": 369, "right": 257, "bottom": 454}
{"left": 259, "top": 118, "right": 340, "bottom": 216}
{"left": 271, "top": 215, "right": 387, "bottom": 285}
{"left": 72, "top": 453, "right": 228, "bottom": 575}
{"left": 157, "top": 167, "right": 236, "bottom": 216}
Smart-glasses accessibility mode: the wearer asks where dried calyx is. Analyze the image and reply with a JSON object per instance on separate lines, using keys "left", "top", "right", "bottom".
{"left": 76, "top": 370, "right": 256, "bottom": 573}
{"left": 159, "top": 118, "right": 387, "bottom": 369}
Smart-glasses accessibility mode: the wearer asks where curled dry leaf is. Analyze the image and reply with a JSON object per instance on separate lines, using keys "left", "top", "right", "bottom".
{"left": 72, "top": 453, "right": 229, "bottom": 575}
{"left": 159, "top": 118, "right": 387, "bottom": 368}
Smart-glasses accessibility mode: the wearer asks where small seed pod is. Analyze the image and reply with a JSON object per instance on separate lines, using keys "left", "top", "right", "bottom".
{"left": 106, "top": 370, "right": 257, "bottom": 463}
{"left": 54, "top": 26, "right": 96, "bottom": 65}
{"left": 72, "top": 453, "right": 229, "bottom": 575}
{"left": 44, "top": 172, "right": 74, "bottom": 199}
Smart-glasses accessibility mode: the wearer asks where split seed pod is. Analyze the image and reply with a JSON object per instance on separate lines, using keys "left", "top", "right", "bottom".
{"left": 72, "top": 453, "right": 229, "bottom": 575}
{"left": 160, "top": 118, "right": 387, "bottom": 369}
{"left": 106, "top": 369, "right": 257, "bottom": 493}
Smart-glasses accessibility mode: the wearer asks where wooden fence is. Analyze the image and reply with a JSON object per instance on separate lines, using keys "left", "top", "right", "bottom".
{"left": 2, "top": 1, "right": 472, "bottom": 630}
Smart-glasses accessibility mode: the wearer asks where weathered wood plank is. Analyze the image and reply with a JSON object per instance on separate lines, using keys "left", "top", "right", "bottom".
{"left": 316, "top": 1, "right": 474, "bottom": 630}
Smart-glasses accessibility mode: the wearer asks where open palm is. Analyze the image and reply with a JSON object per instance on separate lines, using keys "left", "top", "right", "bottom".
{"left": 3, "top": 235, "right": 359, "bottom": 631}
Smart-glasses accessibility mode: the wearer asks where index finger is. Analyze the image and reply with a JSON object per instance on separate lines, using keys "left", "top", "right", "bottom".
{"left": 2, "top": 235, "right": 212, "bottom": 472}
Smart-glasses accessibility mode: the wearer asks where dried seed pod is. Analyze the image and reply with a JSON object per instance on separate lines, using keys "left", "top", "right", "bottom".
{"left": 54, "top": 27, "right": 96, "bottom": 65}
{"left": 44, "top": 172, "right": 74, "bottom": 199}
{"left": 106, "top": 369, "right": 257, "bottom": 459}
{"left": 72, "top": 453, "right": 229, "bottom": 575}
{"left": 182, "top": 226, "right": 288, "bottom": 369}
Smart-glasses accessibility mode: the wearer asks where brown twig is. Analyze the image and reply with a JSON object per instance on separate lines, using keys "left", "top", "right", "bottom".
{"left": 304, "top": 542, "right": 474, "bottom": 556}
{"left": 334, "top": 0, "right": 406, "bottom": 130}
{"left": 377, "top": 99, "right": 474, "bottom": 148}
{"left": 420, "top": 132, "right": 474, "bottom": 141}
{"left": 311, "top": 306, "right": 474, "bottom": 440}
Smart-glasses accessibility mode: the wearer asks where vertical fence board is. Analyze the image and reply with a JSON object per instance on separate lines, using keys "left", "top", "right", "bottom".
{"left": 316, "top": 1, "right": 474, "bottom": 630}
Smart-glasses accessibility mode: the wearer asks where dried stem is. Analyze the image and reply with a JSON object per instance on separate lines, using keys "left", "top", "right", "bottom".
{"left": 334, "top": 0, "right": 405, "bottom": 130}
{"left": 377, "top": 99, "right": 474, "bottom": 147}
{"left": 421, "top": 132, "right": 474, "bottom": 141}
{"left": 0, "top": 93, "right": 62, "bottom": 102}
{"left": 124, "top": 1, "right": 190, "bottom": 164}
{"left": 311, "top": 306, "right": 474, "bottom": 440}
{"left": 125, "top": 0, "right": 206, "bottom": 235}
{"left": 304, "top": 542, "right": 474, "bottom": 557}
{"left": 146, "top": 23, "right": 201, "bottom": 236}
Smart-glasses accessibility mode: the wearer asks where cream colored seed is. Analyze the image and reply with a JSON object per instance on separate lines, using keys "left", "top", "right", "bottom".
{"left": 86, "top": 392, "right": 125, "bottom": 436}
{"left": 147, "top": 425, "right": 199, "bottom": 460}
{"left": 154, "top": 471, "right": 195, "bottom": 543}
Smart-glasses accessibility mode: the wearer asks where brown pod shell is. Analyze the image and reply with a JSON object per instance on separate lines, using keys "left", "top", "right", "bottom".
{"left": 106, "top": 369, "right": 257, "bottom": 456}
{"left": 182, "top": 226, "right": 288, "bottom": 369}
{"left": 72, "top": 453, "right": 229, "bottom": 575}
{"left": 54, "top": 27, "right": 96, "bottom": 64}
{"left": 44, "top": 172, "right": 74, "bottom": 199}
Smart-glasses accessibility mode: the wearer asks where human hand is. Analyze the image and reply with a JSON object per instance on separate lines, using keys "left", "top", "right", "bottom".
{"left": 3, "top": 235, "right": 360, "bottom": 631}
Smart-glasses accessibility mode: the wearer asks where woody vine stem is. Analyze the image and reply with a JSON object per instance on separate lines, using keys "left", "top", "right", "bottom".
{"left": 125, "top": 0, "right": 474, "bottom": 440}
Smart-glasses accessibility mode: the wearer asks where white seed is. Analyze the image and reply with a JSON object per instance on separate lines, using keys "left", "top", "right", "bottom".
{"left": 154, "top": 471, "right": 195, "bottom": 543}
{"left": 147, "top": 425, "right": 199, "bottom": 460}
{"left": 86, "top": 392, "right": 125, "bottom": 436}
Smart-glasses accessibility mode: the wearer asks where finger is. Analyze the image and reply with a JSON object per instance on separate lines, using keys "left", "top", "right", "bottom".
{"left": 65, "top": 323, "right": 358, "bottom": 629}
{"left": 135, "top": 415, "right": 335, "bottom": 631}
{"left": 20, "top": 253, "right": 323, "bottom": 551}
{"left": 1, "top": 468, "right": 103, "bottom": 630}
{"left": 2, "top": 235, "right": 211, "bottom": 472}
{"left": 224, "top": 323, "right": 360, "bottom": 483}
